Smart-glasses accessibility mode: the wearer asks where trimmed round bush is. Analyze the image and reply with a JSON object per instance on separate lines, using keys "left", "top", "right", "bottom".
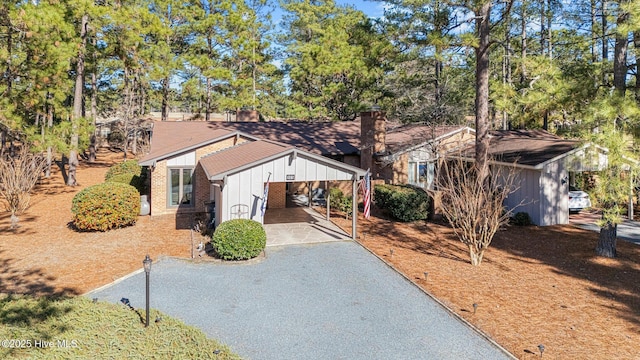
{"left": 105, "top": 160, "right": 142, "bottom": 181}
{"left": 374, "top": 184, "right": 429, "bottom": 222}
{"left": 105, "top": 160, "right": 147, "bottom": 194}
{"left": 106, "top": 173, "right": 145, "bottom": 194}
{"left": 71, "top": 182, "right": 140, "bottom": 231}
{"left": 211, "top": 219, "right": 266, "bottom": 260}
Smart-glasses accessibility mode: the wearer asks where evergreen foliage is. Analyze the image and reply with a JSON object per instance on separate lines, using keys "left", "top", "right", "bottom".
{"left": 329, "top": 187, "right": 353, "bottom": 218}
{"left": 211, "top": 219, "right": 267, "bottom": 260}
{"left": 71, "top": 182, "right": 140, "bottom": 231}
{"left": 373, "top": 184, "right": 429, "bottom": 222}
{"left": 511, "top": 212, "right": 533, "bottom": 226}
{"left": 105, "top": 160, "right": 143, "bottom": 181}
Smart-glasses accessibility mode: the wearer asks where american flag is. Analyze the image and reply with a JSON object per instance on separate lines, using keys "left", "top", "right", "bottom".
{"left": 359, "top": 169, "right": 371, "bottom": 219}
{"left": 260, "top": 173, "right": 271, "bottom": 217}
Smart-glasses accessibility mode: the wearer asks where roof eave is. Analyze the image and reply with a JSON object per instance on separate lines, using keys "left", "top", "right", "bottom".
{"left": 209, "top": 148, "right": 367, "bottom": 181}
{"left": 139, "top": 130, "right": 261, "bottom": 165}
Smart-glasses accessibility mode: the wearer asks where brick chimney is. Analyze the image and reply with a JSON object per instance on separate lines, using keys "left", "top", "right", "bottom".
{"left": 360, "top": 110, "right": 386, "bottom": 174}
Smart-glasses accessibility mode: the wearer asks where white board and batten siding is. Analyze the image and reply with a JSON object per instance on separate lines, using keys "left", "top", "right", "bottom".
{"left": 500, "top": 157, "right": 571, "bottom": 226}
{"left": 502, "top": 167, "right": 543, "bottom": 225}
{"left": 221, "top": 153, "right": 356, "bottom": 224}
{"left": 539, "top": 160, "right": 569, "bottom": 226}
{"left": 166, "top": 151, "right": 196, "bottom": 167}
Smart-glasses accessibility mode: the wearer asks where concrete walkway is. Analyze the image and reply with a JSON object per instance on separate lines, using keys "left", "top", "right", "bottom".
{"left": 263, "top": 207, "right": 349, "bottom": 246}
{"left": 88, "top": 242, "right": 514, "bottom": 360}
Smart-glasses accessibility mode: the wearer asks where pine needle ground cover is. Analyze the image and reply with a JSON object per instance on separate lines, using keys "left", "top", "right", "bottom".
{"left": 0, "top": 295, "right": 240, "bottom": 359}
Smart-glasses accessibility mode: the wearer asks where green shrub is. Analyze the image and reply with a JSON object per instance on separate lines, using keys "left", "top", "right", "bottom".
{"left": 105, "top": 160, "right": 142, "bottom": 181}
{"left": 105, "top": 160, "right": 147, "bottom": 194}
{"left": 106, "top": 172, "right": 145, "bottom": 194}
{"left": 72, "top": 182, "right": 140, "bottom": 231}
{"left": 511, "top": 211, "right": 532, "bottom": 226}
{"left": 211, "top": 219, "right": 266, "bottom": 260}
{"left": 329, "top": 187, "right": 344, "bottom": 209}
{"left": 373, "top": 184, "right": 429, "bottom": 222}
{"left": 328, "top": 187, "right": 353, "bottom": 217}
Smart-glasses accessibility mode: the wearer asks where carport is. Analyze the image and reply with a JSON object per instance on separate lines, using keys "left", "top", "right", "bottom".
{"left": 263, "top": 207, "right": 350, "bottom": 246}
{"left": 199, "top": 139, "right": 366, "bottom": 239}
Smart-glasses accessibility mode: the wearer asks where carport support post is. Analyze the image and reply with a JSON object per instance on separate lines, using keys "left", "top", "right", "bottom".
{"left": 325, "top": 181, "right": 330, "bottom": 221}
{"left": 352, "top": 178, "right": 357, "bottom": 240}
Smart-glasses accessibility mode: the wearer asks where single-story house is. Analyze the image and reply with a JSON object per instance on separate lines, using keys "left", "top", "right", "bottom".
{"left": 138, "top": 111, "right": 475, "bottom": 232}
{"left": 464, "top": 130, "right": 608, "bottom": 226}
{"left": 139, "top": 110, "right": 614, "bottom": 229}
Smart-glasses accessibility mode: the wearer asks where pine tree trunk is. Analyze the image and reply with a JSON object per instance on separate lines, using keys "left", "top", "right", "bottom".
{"left": 596, "top": 222, "right": 617, "bottom": 258}
{"left": 89, "top": 38, "right": 98, "bottom": 163}
{"left": 635, "top": 31, "right": 640, "bottom": 103}
{"left": 475, "top": 1, "right": 491, "bottom": 184}
{"left": 68, "top": 14, "right": 88, "bottom": 186}
{"left": 206, "top": 77, "right": 212, "bottom": 121}
{"left": 613, "top": 12, "right": 628, "bottom": 95}
{"left": 161, "top": 76, "right": 169, "bottom": 122}
{"left": 520, "top": 1, "right": 527, "bottom": 86}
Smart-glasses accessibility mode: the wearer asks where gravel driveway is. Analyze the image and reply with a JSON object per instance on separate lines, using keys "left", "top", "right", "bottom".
{"left": 88, "top": 241, "right": 514, "bottom": 360}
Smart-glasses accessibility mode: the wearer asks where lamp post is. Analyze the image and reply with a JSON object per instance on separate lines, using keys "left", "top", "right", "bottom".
{"left": 143, "top": 255, "right": 152, "bottom": 327}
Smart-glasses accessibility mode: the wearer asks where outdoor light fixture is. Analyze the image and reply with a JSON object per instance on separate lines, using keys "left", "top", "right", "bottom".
{"left": 538, "top": 344, "right": 545, "bottom": 358}
{"left": 423, "top": 272, "right": 429, "bottom": 281}
{"left": 473, "top": 303, "right": 478, "bottom": 314}
{"left": 143, "top": 255, "right": 152, "bottom": 327}
{"left": 390, "top": 249, "right": 394, "bottom": 257}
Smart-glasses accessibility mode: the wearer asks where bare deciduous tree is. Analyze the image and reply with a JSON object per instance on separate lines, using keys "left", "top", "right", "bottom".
{"left": 434, "top": 156, "right": 519, "bottom": 266}
{"left": 0, "top": 146, "right": 47, "bottom": 229}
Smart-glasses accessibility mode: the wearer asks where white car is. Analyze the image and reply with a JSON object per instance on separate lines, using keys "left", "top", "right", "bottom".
{"left": 569, "top": 186, "right": 591, "bottom": 213}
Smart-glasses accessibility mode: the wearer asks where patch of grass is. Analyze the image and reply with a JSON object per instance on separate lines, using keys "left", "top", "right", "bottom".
{"left": 0, "top": 295, "right": 240, "bottom": 359}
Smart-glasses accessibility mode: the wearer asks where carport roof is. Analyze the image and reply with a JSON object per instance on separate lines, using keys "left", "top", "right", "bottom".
{"left": 199, "top": 140, "right": 293, "bottom": 179}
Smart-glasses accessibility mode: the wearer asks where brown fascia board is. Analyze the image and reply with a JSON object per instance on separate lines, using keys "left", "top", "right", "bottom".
{"left": 451, "top": 142, "right": 603, "bottom": 170}
{"left": 208, "top": 147, "right": 367, "bottom": 181}
{"left": 138, "top": 130, "right": 261, "bottom": 166}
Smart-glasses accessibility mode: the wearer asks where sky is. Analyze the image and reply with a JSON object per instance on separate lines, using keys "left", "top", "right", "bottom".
{"left": 270, "top": 0, "right": 387, "bottom": 26}
{"left": 339, "top": 0, "right": 386, "bottom": 18}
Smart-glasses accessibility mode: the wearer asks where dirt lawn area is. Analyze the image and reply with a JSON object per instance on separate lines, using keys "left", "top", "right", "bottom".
{"left": 1, "top": 150, "right": 639, "bottom": 359}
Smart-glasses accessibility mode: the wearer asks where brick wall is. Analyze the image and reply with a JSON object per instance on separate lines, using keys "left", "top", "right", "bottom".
{"left": 150, "top": 160, "right": 168, "bottom": 216}
{"left": 392, "top": 153, "right": 409, "bottom": 184}
{"left": 149, "top": 135, "right": 251, "bottom": 217}
{"left": 268, "top": 182, "right": 286, "bottom": 208}
{"left": 360, "top": 111, "right": 386, "bottom": 177}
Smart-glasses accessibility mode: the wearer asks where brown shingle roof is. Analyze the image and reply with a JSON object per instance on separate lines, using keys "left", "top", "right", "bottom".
{"left": 204, "top": 121, "right": 361, "bottom": 155}
{"left": 140, "top": 120, "right": 476, "bottom": 165}
{"left": 385, "top": 124, "right": 471, "bottom": 153}
{"left": 199, "top": 140, "right": 293, "bottom": 179}
{"left": 462, "top": 129, "right": 581, "bottom": 167}
{"left": 139, "top": 123, "right": 234, "bottom": 164}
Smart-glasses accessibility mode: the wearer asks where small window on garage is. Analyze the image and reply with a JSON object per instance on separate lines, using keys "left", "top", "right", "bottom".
{"left": 168, "top": 167, "right": 194, "bottom": 206}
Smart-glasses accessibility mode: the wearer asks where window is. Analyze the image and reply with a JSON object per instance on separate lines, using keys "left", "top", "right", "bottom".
{"left": 408, "top": 161, "right": 435, "bottom": 189}
{"left": 169, "top": 168, "right": 193, "bottom": 206}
